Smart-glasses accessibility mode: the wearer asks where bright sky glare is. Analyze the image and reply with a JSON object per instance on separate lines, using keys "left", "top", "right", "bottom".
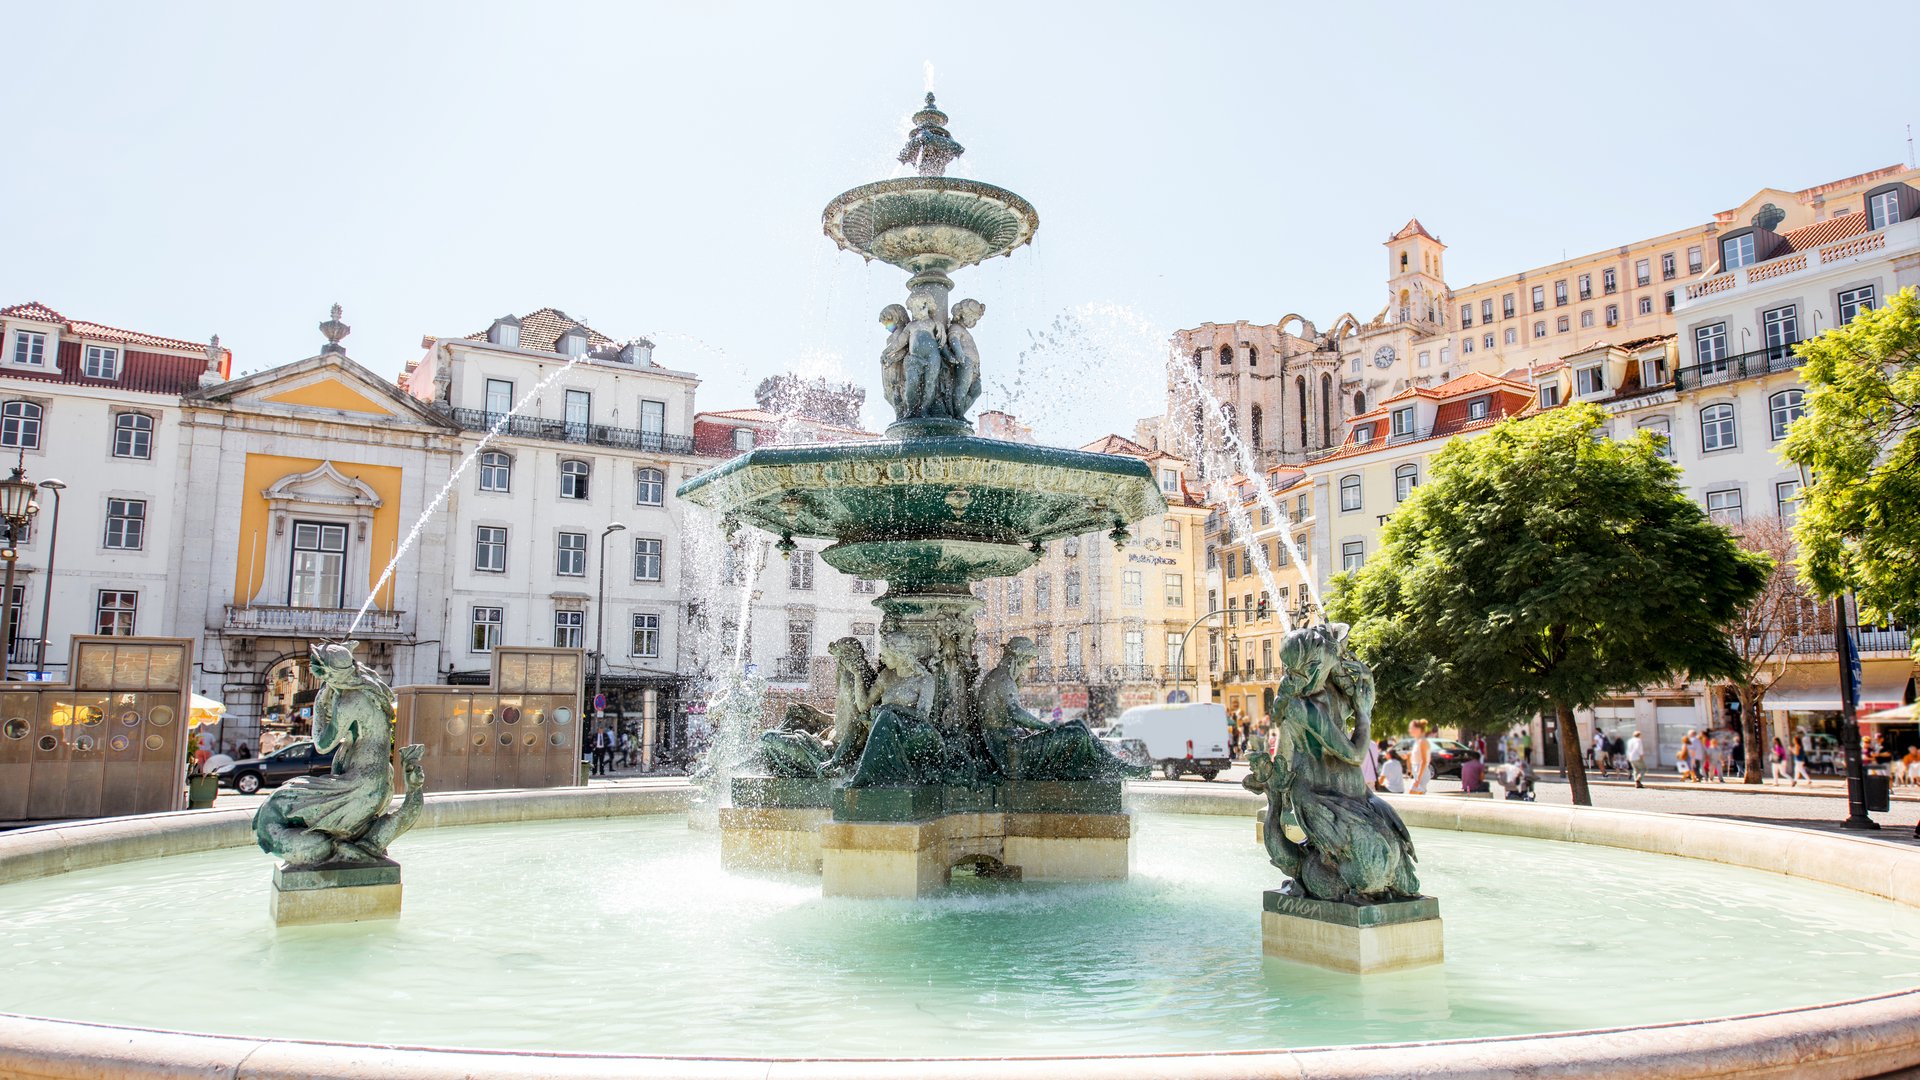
{"left": 2, "top": 1, "right": 1914, "bottom": 446}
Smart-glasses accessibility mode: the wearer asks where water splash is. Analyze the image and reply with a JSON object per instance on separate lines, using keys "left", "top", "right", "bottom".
{"left": 348, "top": 353, "right": 590, "bottom": 636}
{"left": 923, "top": 60, "right": 936, "bottom": 94}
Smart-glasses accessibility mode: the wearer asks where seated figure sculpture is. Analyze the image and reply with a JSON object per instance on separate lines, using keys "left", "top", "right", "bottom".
{"left": 844, "top": 633, "right": 971, "bottom": 787}
{"left": 1243, "top": 624, "right": 1420, "bottom": 904}
{"left": 977, "top": 637, "right": 1140, "bottom": 782}
{"left": 253, "top": 641, "right": 426, "bottom": 869}
{"left": 744, "top": 637, "right": 878, "bottom": 779}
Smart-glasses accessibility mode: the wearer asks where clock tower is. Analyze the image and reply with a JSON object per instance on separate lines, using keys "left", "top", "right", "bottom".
{"left": 1385, "top": 218, "right": 1448, "bottom": 329}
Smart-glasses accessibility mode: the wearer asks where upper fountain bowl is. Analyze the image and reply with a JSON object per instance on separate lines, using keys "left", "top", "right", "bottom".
{"left": 823, "top": 177, "right": 1038, "bottom": 274}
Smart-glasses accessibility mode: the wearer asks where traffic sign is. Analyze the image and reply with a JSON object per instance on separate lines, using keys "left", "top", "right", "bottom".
{"left": 1166, "top": 690, "right": 1190, "bottom": 703}
{"left": 592, "top": 693, "right": 607, "bottom": 711}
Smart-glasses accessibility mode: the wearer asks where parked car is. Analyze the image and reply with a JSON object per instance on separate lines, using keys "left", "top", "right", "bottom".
{"left": 1393, "top": 737, "right": 1481, "bottom": 779}
{"left": 1106, "top": 703, "right": 1231, "bottom": 781}
{"left": 216, "top": 740, "right": 334, "bottom": 794}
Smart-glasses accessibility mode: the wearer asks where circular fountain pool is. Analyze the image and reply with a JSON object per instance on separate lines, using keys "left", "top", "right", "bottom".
{"left": 4, "top": 808, "right": 1920, "bottom": 1060}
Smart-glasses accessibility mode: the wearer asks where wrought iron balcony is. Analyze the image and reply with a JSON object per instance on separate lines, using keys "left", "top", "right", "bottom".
{"left": 223, "top": 605, "right": 407, "bottom": 638}
{"left": 1673, "top": 345, "right": 1806, "bottom": 391}
{"left": 447, "top": 408, "right": 695, "bottom": 454}
{"left": 1163, "top": 665, "right": 1196, "bottom": 681}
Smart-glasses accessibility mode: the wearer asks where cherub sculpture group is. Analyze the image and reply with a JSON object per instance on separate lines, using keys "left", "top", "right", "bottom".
{"left": 879, "top": 296, "right": 984, "bottom": 423}
{"left": 1243, "top": 624, "right": 1421, "bottom": 904}
{"left": 743, "top": 629, "right": 1134, "bottom": 787}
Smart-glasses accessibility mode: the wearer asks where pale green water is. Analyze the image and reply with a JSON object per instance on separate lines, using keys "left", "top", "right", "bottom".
{"left": 2, "top": 813, "right": 1919, "bottom": 1056}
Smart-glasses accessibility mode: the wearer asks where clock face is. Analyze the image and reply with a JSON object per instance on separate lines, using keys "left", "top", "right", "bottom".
{"left": 1372, "top": 346, "right": 1396, "bottom": 370}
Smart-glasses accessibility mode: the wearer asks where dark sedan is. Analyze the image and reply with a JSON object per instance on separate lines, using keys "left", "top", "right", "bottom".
{"left": 1393, "top": 737, "right": 1481, "bottom": 779}
{"left": 216, "top": 740, "right": 334, "bottom": 794}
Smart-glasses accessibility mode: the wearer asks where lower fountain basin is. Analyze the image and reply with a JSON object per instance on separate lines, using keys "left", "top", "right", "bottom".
{"left": 3, "top": 788, "right": 1920, "bottom": 1077}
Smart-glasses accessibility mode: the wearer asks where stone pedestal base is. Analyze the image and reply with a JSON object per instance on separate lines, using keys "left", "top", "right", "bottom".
{"left": 1261, "top": 891, "right": 1443, "bottom": 974}
{"left": 820, "top": 811, "right": 1132, "bottom": 898}
{"left": 719, "top": 806, "right": 831, "bottom": 873}
{"left": 270, "top": 860, "right": 402, "bottom": 927}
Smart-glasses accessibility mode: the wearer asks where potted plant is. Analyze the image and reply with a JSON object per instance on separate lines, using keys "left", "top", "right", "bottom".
{"left": 185, "top": 730, "right": 219, "bottom": 809}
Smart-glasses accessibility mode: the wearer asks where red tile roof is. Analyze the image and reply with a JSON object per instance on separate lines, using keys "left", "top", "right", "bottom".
{"left": 1, "top": 301, "right": 209, "bottom": 353}
{"left": 1389, "top": 218, "right": 1441, "bottom": 244}
{"left": 464, "top": 307, "right": 620, "bottom": 354}
{"left": 1782, "top": 213, "right": 1869, "bottom": 253}
{"left": 1082, "top": 433, "right": 1156, "bottom": 457}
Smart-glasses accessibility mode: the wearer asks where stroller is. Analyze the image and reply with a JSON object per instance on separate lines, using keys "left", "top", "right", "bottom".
{"left": 1500, "top": 760, "right": 1536, "bottom": 801}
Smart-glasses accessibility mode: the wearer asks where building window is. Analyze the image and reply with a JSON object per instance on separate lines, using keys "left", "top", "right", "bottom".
{"left": 1341, "top": 540, "right": 1364, "bottom": 572}
{"left": 1391, "top": 408, "right": 1414, "bottom": 437}
{"left": 1065, "top": 631, "right": 1082, "bottom": 669}
{"left": 631, "top": 537, "right": 663, "bottom": 582}
{"left": 1603, "top": 268, "right": 1618, "bottom": 294}
{"left": 631, "top": 613, "right": 660, "bottom": 657}
{"left": 1640, "top": 353, "right": 1669, "bottom": 387}
{"left": 1700, "top": 403, "right": 1737, "bottom": 452}
{"left": 474, "top": 525, "right": 507, "bottom": 571}
{"left": 1164, "top": 573, "right": 1184, "bottom": 606}
{"left": 1006, "top": 578, "right": 1023, "bottom": 615}
{"left": 1839, "top": 285, "right": 1876, "bottom": 323}
{"left": 11, "top": 332, "right": 45, "bottom": 367}
{"left": 101, "top": 498, "right": 147, "bottom": 550}
{"left": 1575, "top": 366, "right": 1605, "bottom": 396}
{"left": 1776, "top": 480, "right": 1802, "bottom": 521}
{"left": 1035, "top": 573, "right": 1051, "bottom": 611}
{"left": 478, "top": 451, "right": 511, "bottom": 492}
{"left": 1580, "top": 310, "right": 1594, "bottom": 329}
{"left": 1123, "top": 570, "right": 1143, "bottom": 606}
{"left": 1604, "top": 304, "right": 1619, "bottom": 327}
{"left": 1870, "top": 190, "right": 1902, "bottom": 229}
{"left": 1504, "top": 328, "right": 1517, "bottom": 346}
{"left": 556, "top": 531, "right": 587, "bottom": 576}
{"left": 81, "top": 345, "right": 120, "bottom": 379}
{"left": 1639, "top": 416, "right": 1672, "bottom": 457}
{"left": 1467, "top": 397, "right": 1490, "bottom": 421}
{"left": 635, "top": 467, "right": 665, "bottom": 506}
{"left": 786, "top": 548, "right": 812, "bottom": 589}
{"left": 1354, "top": 424, "right": 1373, "bottom": 445}
{"left": 633, "top": 398, "right": 666, "bottom": 448}
{"left": 1123, "top": 630, "right": 1145, "bottom": 669}
{"left": 1064, "top": 570, "right": 1081, "bottom": 608}
{"left": 1531, "top": 286, "right": 1546, "bottom": 312}
{"left": 1694, "top": 323, "right": 1729, "bottom": 369}
{"left": 1636, "top": 296, "right": 1652, "bottom": 317}
{"left": 288, "top": 521, "right": 347, "bottom": 608}
{"left": 1339, "top": 474, "right": 1362, "bottom": 511}
{"left": 1063, "top": 536, "right": 1079, "bottom": 558}
{"left": 1482, "top": 299, "right": 1495, "bottom": 324}
{"left": 470, "top": 606, "right": 502, "bottom": 652}
{"left": 1687, "top": 246, "right": 1704, "bottom": 274}
{"left": 96, "top": 590, "right": 137, "bottom": 636}
{"left": 1556, "top": 316, "right": 1570, "bottom": 334}
{"left": 1159, "top": 468, "right": 1180, "bottom": 495}
{"left": 787, "top": 618, "right": 814, "bottom": 666}
{"left": 484, "top": 378, "right": 513, "bottom": 424}
{"left": 1460, "top": 304, "right": 1473, "bottom": 327}
{"left": 1578, "top": 274, "right": 1592, "bottom": 300}
{"left": 1418, "top": 350, "right": 1431, "bottom": 368}
{"left": 1705, "top": 489, "right": 1743, "bottom": 526}
{"left": 1394, "top": 464, "right": 1418, "bottom": 502}
{"left": 1554, "top": 280, "right": 1568, "bottom": 307}
{"left": 1162, "top": 520, "right": 1182, "bottom": 549}
{"left": 1166, "top": 631, "right": 1185, "bottom": 671}
{"left": 1, "top": 401, "right": 42, "bottom": 449}
{"left": 1532, "top": 321, "right": 1546, "bottom": 339}
{"left": 563, "top": 389, "right": 591, "bottom": 441}
{"left": 1219, "top": 345, "right": 1233, "bottom": 366}
{"left": 554, "top": 610, "right": 584, "bottom": 649}
{"left": 1769, "top": 389, "right": 1805, "bottom": 441}
{"left": 852, "top": 577, "right": 878, "bottom": 594}
{"left": 1661, "top": 253, "right": 1677, "bottom": 280}
{"left": 1762, "top": 304, "right": 1799, "bottom": 359}
{"left": 1635, "top": 259, "right": 1651, "bottom": 286}
{"left": 1539, "top": 384, "right": 1561, "bottom": 408}
{"left": 1721, "top": 234, "right": 1756, "bottom": 270}
{"left": 112, "top": 412, "right": 153, "bottom": 459}
{"left": 732, "top": 428, "right": 754, "bottom": 452}
{"left": 559, "top": 459, "right": 590, "bottom": 500}
{"left": 1462, "top": 339, "right": 1474, "bottom": 355}
{"left": 1502, "top": 293, "right": 1516, "bottom": 318}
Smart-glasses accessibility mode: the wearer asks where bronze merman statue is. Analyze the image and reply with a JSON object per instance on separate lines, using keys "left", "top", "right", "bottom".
{"left": 1244, "top": 624, "right": 1419, "bottom": 904}
{"left": 253, "top": 641, "right": 425, "bottom": 869}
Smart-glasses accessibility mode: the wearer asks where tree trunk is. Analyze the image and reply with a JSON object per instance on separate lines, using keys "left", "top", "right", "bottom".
{"left": 1556, "top": 701, "right": 1592, "bottom": 806}
{"left": 1740, "top": 688, "right": 1767, "bottom": 785}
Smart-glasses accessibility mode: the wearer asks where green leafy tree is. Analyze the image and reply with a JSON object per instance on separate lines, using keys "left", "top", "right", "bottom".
{"left": 1330, "top": 403, "right": 1769, "bottom": 805}
{"left": 1782, "top": 287, "right": 1920, "bottom": 630}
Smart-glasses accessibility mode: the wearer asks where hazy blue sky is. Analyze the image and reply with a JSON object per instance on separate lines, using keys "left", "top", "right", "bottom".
{"left": 3, "top": 2, "right": 1914, "bottom": 445}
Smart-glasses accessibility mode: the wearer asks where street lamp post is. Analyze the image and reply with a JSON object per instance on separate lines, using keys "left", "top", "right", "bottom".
{"left": 591, "top": 522, "right": 627, "bottom": 775}
{"left": 34, "top": 479, "right": 64, "bottom": 679}
{"left": 0, "top": 464, "right": 40, "bottom": 683}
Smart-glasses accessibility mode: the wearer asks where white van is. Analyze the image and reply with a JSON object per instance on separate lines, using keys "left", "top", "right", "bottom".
{"left": 1105, "top": 703, "right": 1232, "bottom": 781}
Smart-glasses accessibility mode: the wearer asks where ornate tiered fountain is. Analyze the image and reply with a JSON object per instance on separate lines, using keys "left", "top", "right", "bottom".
{"left": 678, "top": 96, "right": 1162, "bottom": 896}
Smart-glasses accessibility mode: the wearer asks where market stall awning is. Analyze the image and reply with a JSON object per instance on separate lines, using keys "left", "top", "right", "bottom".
{"left": 1763, "top": 660, "right": 1913, "bottom": 714}
{"left": 1861, "top": 701, "right": 1918, "bottom": 723}
{"left": 189, "top": 693, "right": 227, "bottom": 729}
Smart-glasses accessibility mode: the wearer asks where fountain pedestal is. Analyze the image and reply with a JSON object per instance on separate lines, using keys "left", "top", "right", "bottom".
{"left": 269, "top": 860, "right": 403, "bottom": 926}
{"left": 820, "top": 811, "right": 1131, "bottom": 899}
{"left": 1261, "top": 891, "right": 1444, "bottom": 974}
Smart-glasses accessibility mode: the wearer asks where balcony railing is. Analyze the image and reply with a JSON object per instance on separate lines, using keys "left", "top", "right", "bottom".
{"left": 1673, "top": 345, "right": 1806, "bottom": 391}
{"left": 1163, "top": 665, "right": 1196, "bottom": 681}
{"left": 1685, "top": 227, "right": 1899, "bottom": 301}
{"left": 224, "top": 605, "right": 407, "bottom": 637}
{"left": 7, "top": 636, "right": 42, "bottom": 666}
{"left": 447, "top": 408, "right": 695, "bottom": 454}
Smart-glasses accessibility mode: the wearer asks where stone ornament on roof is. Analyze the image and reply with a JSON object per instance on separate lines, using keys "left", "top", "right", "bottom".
{"left": 200, "top": 334, "right": 225, "bottom": 388}
{"left": 320, "top": 304, "right": 350, "bottom": 356}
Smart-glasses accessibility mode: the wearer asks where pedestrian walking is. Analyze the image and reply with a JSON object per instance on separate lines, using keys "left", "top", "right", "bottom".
{"left": 1625, "top": 729, "right": 1647, "bottom": 788}
{"left": 1770, "top": 737, "right": 1790, "bottom": 783}
{"left": 1791, "top": 740, "right": 1812, "bottom": 785}
{"left": 1591, "top": 729, "right": 1606, "bottom": 773}
{"left": 1407, "top": 720, "right": 1434, "bottom": 794}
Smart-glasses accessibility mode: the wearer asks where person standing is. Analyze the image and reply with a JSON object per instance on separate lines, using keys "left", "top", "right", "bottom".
{"left": 1407, "top": 720, "right": 1434, "bottom": 794}
{"left": 1591, "top": 728, "right": 1606, "bottom": 772}
{"left": 1625, "top": 729, "right": 1647, "bottom": 788}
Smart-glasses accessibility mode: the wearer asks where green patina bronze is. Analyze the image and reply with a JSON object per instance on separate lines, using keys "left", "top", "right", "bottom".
{"left": 253, "top": 641, "right": 426, "bottom": 869}
{"left": 1243, "top": 625, "right": 1421, "bottom": 905}
{"left": 686, "top": 95, "right": 1150, "bottom": 822}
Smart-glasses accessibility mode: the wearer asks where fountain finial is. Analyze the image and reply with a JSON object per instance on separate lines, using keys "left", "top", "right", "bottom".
{"left": 320, "top": 303, "right": 350, "bottom": 355}
{"left": 899, "top": 93, "right": 964, "bottom": 177}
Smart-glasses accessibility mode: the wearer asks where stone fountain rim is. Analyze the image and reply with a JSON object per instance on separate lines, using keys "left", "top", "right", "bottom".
{"left": 822, "top": 175, "right": 1040, "bottom": 264}
{"left": 2, "top": 785, "right": 1919, "bottom": 1080}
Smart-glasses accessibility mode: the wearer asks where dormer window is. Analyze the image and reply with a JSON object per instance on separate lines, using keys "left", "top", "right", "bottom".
{"left": 1575, "top": 365, "right": 1606, "bottom": 397}
{"left": 1467, "top": 397, "right": 1489, "bottom": 421}
{"left": 559, "top": 331, "right": 588, "bottom": 357}
{"left": 11, "top": 332, "right": 45, "bottom": 367}
{"left": 82, "top": 345, "right": 120, "bottom": 379}
{"left": 1870, "top": 189, "right": 1902, "bottom": 229}
{"left": 733, "top": 428, "right": 754, "bottom": 452}
{"left": 1354, "top": 424, "right": 1373, "bottom": 444}
{"left": 1640, "top": 354, "right": 1669, "bottom": 387}
{"left": 1390, "top": 407, "right": 1414, "bottom": 437}
{"left": 1539, "top": 384, "right": 1561, "bottom": 408}
{"left": 1721, "top": 234, "right": 1757, "bottom": 270}
{"left": 487, "top": 316, "right": 521, "bottom": 348}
